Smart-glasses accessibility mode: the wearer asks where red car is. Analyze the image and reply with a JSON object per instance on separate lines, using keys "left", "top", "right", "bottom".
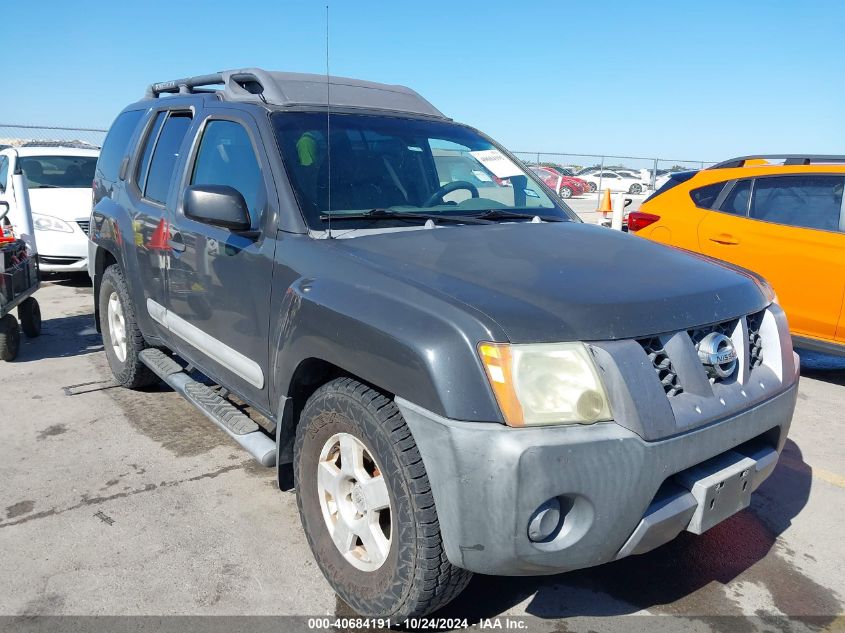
{"left": 530, "top": 166, "right": 588, "bottom": 198}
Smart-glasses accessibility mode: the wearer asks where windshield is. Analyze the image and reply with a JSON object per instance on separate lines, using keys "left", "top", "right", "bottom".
{"left": 19, "top": 155, "right": 97, "bottom": 189}
{"left": 271, "top": 112, "right": 573, "bottom": 229}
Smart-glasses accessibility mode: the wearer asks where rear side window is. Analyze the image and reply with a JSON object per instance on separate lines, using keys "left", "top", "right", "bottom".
{"left": 689, "top": 182, "right": 726, "bottom": 209}
{"left": 750, "top": 174, "right": 844, "bottom": 232}
{"left": 135, "top": 111, "right": 167, "bottom": 194}
{"left": 143, "top": 113, "right": 193, "bottom": 204}
{"left": 97, "top": 110, "right": 143, "bottom": 182}
{"left": 719, "top": 179, "right": 752, "bottom": 215}
{"left": 190, "top": 120, "right": 264, "bottom": 224}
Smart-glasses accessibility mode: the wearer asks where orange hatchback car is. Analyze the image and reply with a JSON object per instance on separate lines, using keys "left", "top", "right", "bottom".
{"left": 629, "top": 155, "right": 845, "bottom": 354}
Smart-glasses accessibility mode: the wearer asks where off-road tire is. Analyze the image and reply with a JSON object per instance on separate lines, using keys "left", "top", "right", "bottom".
{"left": 0, "top": 314, "right": 21, "bottom": 361}
{"left": 18, "top": 297, "right": 41, "bottom": 337}
{"left": 294, "top": 377, "right": 472, "bottom": 619}
{"left": 99, "top": 264, "right": 157, "bottom": 389}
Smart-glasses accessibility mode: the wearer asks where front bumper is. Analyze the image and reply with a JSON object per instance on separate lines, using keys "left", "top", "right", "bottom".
{"left": 34, "top": 224, "right": 89, "bottom": 272}
{"left": 396, "top": 378, "right": 798, "bottom": 576}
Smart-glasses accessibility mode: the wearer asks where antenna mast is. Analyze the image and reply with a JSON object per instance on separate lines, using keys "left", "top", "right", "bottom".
{"left": 325, "top": 4, "right": 332, "bottom": 239}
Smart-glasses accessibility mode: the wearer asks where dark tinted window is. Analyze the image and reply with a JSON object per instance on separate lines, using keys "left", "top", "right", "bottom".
{"left": 643, "top": 170, "right": 696, "bottom": 202}
{"left": 750, "top": 175, "right": 844, "bottom": 232}
{"left": 191, "top": 120, "right": 264, "bottom": 224}
{"left": 97, "top": 110, "right": 143, "bottom": 182}
{"left": 20, "top": 156, "right": 97, "bottom": 188}
{"left": 719, "top": 179, "right": 752, "bottom": 215}
{"left": 689, "top": 182, "right": 726, "bottom": 209}
{"left": 136, "top": 111, "right": 167, "bottom": 193}
{"left": 144, "top": 113, "right": 193, "bottom": 204}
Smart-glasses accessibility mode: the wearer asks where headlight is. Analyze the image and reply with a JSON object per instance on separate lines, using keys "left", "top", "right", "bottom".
{"left": 33, "top": 213, "right": 74, "bottom": 233}
{"left": 478, "top": 342, "right": 612, "bottom": 427}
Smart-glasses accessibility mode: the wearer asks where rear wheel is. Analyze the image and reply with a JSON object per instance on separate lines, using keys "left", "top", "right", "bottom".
{"left": 629, "top": 183, "right": 643, "bottom": 194}
{"left": 0, "top": 314, "right": 20, "bottom": 361}
{"left": 588, "top": 181, "right": 597, "bottom": 192}
{"left": 99, "top": 265, "right": 157, "bottom": 388}
{"left": 18, "top": 297, "right": 41, "bottom": 337}
{"left": 559, "top": 186, "right": 573, "bottom": 199}
{"left": 294, "top": 377, "right": 471, "bottom": 619}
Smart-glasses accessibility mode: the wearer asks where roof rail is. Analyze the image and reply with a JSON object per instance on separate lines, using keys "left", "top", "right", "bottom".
{"left": 708, "top": 154, "right": 845, "bottom": 169}
{"left": 142, "top": 68, "right": 447, "bottom": 119}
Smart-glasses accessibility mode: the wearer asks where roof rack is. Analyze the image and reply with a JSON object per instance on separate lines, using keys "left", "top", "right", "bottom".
{"left": 708, "top": 154, "right": 845, "bottom": 169}
{"left": 143, "top": 68, "right": 447, "bottom": 119}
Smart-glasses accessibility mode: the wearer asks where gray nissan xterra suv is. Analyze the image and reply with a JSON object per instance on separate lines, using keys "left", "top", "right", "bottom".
{"left": 89, "top": 68, "right": 799, "bottom": 619}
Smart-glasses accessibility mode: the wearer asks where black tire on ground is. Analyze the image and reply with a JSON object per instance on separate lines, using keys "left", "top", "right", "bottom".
{"left": 559, "top": 186, "right": 573, "bottom": 199}
{"left": 629, "top": 183, "right": 643, "bottom": 194}
{"left": 588, "top": 181, "right": 597, "bottom": 192}
{"left": 294, "top": 377, "right": 472, "bottom": 619}
{"left": 0, "top": 314, "right": 21, "bottom": 361}
{"left": 18, "top": 297, "right": 41, "bottom": 337}
{"left": 99, "top": 264, "right": 158, "bottom": 389}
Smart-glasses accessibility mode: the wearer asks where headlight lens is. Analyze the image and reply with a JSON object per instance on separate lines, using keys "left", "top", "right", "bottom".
{"left": 33, "top": 213, "right": 74, "bottom": 233}
{"left": 478, "top": 342, "right": 612, "bottom": 427}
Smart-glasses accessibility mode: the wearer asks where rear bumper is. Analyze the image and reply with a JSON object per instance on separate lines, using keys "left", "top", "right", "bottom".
{"left": 396, "top": 377, "right": 798, "bottom": 576}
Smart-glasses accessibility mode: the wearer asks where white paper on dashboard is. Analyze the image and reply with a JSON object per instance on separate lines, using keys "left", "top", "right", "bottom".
{"left": 469, "top": 150, "right": 523, "bottom": 178}
{"left": 471, "top": 169, "right": 493, "bottom": 182}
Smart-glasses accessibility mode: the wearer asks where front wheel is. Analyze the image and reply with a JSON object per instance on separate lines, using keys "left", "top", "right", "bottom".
{"left": 587, "top": 181, "right": 597, "bottom": 192}
{"left": 629, "top": 183, "right": 643, "bottom": 194}
{"left": 294, "top": 377, "right": 471, "bottom": 619}
{"left": 99, "top": 264, "right": 157, "bottom": 388}
{"left": 559, "top": 186, "right": 573, "bottom": 199}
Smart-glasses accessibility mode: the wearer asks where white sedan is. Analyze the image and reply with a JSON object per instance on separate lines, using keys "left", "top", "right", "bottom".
{"left": 0, "top": 146, "right": 99, "bottom": 273}
{"left": 579, "top": 170, "right": 649, "bottom": 194}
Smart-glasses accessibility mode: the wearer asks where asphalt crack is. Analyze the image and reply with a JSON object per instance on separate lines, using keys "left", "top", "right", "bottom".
{"left": 0, "top": 462, "right": 252, "bottom": 529}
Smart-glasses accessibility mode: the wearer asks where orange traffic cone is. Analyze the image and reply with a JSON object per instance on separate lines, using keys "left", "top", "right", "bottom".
{"left": 597, "top": 188, "right": 612, "bottom": 217}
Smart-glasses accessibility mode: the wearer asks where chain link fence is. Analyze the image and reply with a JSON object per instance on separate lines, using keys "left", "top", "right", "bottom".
{"left": 0, "top": 124, "right": 107, "bottom": 150}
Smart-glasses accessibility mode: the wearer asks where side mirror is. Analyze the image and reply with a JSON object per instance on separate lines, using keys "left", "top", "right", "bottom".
{"left": 0, "top": 201, "right": 9, "bottom": 222}
{"left": 183, "top": 184, "right": 251, "bottom": 232}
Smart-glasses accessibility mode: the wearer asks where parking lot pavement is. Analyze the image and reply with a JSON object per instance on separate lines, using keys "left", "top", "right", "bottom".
{"left": 1, "top": 278, "right": 843, "bottom": 631}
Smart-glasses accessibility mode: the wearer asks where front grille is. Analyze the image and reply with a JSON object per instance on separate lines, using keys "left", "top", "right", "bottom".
{"left": 688, "top": 318, "right": 737, "bottom": 347}
{"left": 747, "top": 311, "right": 764, "bottom": 369}
{"left": 639, "top": 337, "right": 683, "bottom": 396}
{"left": 76, "top": 220, "right": 90, "bottom": 235}
{"left": 38, "top": 255, "right": 83, "bottom": 265}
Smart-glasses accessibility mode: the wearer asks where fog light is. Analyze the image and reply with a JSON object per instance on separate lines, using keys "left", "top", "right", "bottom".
{"left": 527, "top": 498, "right": 562, "bottom": 542}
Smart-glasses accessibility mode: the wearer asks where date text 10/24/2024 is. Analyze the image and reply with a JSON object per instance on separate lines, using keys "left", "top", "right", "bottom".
{"left": 307, "top": 617, "right": 528, "bottom": 630}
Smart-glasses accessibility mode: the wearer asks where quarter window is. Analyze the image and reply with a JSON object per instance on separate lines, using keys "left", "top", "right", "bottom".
{"left": 98, "top": 109, "right": 143, "bottom": 182}
{"left": 190, "top": 120, "right": 264, "bottom": 224}
{"left": 718, "top": 179, "right": 752, "bottom": 216}
{"left": 143, "top": 112, "right": 193, "bottom": 204}
{"left": 750, "top": 175, "right": 844, "bottom": 232}
{"left": 689, "top": 182, "right": 726, "bottom": 209}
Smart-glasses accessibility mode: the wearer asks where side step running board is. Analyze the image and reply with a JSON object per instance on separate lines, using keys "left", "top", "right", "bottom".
{"left": 139, "top": 349, "right": 276, "bottom": 466}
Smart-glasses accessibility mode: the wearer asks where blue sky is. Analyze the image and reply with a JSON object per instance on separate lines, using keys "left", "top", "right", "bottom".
{"left": 3, "top": 0, "right": 844, "bottom": 161}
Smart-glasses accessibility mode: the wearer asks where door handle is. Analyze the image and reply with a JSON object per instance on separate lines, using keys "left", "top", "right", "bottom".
{"left": 168, "top": 232, "right": 186, "bottom": 253}
{"left": 708, "top": 233, "right": 740, "bottom": 246}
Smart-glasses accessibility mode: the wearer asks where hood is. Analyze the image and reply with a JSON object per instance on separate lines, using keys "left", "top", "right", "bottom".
{"left": 332, "top": 222, "right": 768, "bottom": 343}
{"left": 26, "top": 188, "right": 92, "bottom": 220}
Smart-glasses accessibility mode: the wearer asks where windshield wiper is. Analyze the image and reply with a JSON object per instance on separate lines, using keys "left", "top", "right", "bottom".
{"left": 319, "top": 208, "right": 493, "bottom": 225}
{"left": 472, "top": 209, "right": 566, "bottom": 223}
{"left": 33, "top": 184, "right": 60, "bottom": 189}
